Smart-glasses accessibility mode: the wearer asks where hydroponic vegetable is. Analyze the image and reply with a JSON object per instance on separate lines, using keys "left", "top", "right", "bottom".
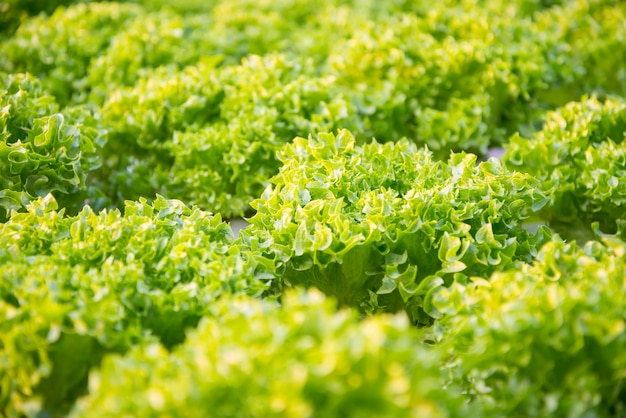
{"left": 2, "top": 0, "right": 626, "bottom": 415}
{"left": 433, "top": 236, "right": 626, "bottom": 417}
{"left": 0, "top": 195, "right": 270, "bottom": 417}
{"left": 0, "top": 2, "right": 141, "bottom": 105}
{"left": 71, "top": 289, "right": 475, "bottom": 418}
{"left": 85, "top": 10, "right": 222, "bottom": 100}
{"left": 0, "top": 72, "right": 104, "bottom": 221}
{"left": 242, "top": 129, "right": 550, "bottom": 324}
{"left": 325, "top": 4, "right": 574, "bottom": 155}
{"left": 504, "top": 96, "right": 626, "bottom": 241}
{"left": 98, "top": 54, "right": 358, "bottom": 216}
{"left": 534, "top": 0, "right": 626, "bottom": 97}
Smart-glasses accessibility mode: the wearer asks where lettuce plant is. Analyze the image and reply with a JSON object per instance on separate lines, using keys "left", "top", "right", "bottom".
{"left": 534, "top": 0, "right": 626, "bottom": 97}
{"left": 0, "top": 72, "right": 104, "bottom": 221}
{"left": 163, "top": 55, "right": 360, "bottom": 217}
{"left": 433, "top": 237, "right": 626, "bottom": 417}
{"left": 0, "top": 195, "right": 270, "bottom": 417}
{"left": 0, "top": 2, "right": 141, "bottom": 105}
{"left": 504, "top": 96, "right": 626, "bottom": 241}
{"left": 86, "top": 10, "right": 221, "bottom": 99}
{"left": 71, "top": 289, "right": 474, "bottom": 418}
{"left": 242, "top": 130, "right": 550, "bottom": 324}
{"left": 98, "top": 54, "right": 359, "bottom": 217}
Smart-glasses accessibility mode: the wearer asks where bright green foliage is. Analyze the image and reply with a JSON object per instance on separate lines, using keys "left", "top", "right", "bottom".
{"left": 321, "top": 0, "right": 626, "bottom": 157}
{"left": 72, "top": 289, "right": 472, "bottom": 418}
{"left": 99, "top": 55, "right": 358, "bottom": 217}
{"left": 325, "top": 3, "right": 578, "bottom": 155}
{"left": 0, "top": 195, "right": 270, "bottom": 417}
{"left": 535, "top": 0, "right": 626, "bottom": 97}
{"left": 94, "top": 61, "right": 222, "bottom": 206}
{"left": 433, "top": 237, "right": 626, "bottom": 417}
{"left": 99, "top": 62, "right": 221, "bottom": 153}
{"left": 126, "top": 0, "right": 214, "bottom": 12}
{"left": 163, "top": 56, "right": 358, "bottom": 217}
{"left": 0, "top": 72, "right": 104, "bottom": 221}
{"left": 116, "top": 0, "right": 364, "bottom": 63}
{"left": 204, "top": 0, "right": 339, "bottom": 63}
{"left": 0, "top": 3, "right": 141, "bottom": 105}
{"left": 86, "top": 11, "right": 220, "bottom": 98}
{"left": 2, "top": 0, "right": 626, "bottom": 415}
{"left": 2, "top": 0, "right": 626, "bottom": 218}
{"left": 243, "top": 130, "right": 550, "bottom": 324}
{"left": 504, "top": 96, "right": 626, "bottom": 240}
{"left": 0, "top": 0, "right": 82, "bottom": 37}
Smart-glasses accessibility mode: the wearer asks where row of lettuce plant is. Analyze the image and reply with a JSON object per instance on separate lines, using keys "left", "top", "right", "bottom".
{"left": 6, "top": 195, "right": 622, "bottom": 416}
{"left": 0, "top": 195, "right": 271, "bottom": 416}
{"left": 3, "top": 108, "right": 626, "bottom": 415}
{"left": 1, "top": 0, "right": 626, "bottom": 218}
{"left": 66, "top": 236, "right": 626, "bottom": 417}
{"left": 1, "top": 0, "right": 626, "bottom": 416}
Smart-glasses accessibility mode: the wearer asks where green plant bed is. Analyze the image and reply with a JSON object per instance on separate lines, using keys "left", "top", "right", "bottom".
{"left": 2, "top": 0, "right": 626, "bottom": 416}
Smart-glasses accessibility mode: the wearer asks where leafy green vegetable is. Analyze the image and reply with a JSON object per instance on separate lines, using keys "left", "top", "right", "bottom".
{"left": 2, "top": 0, "right": 626, "bottom": 415}
{"left": 98, "top": 54, "right": 359, "bottom": 217}
{"left": 0, "top": 3, "right": 141, "bottom": 105}
{"left": 86, "top": 10, "right": 222, "bottom": 99}
{"left": 72, "top": 289, "right": 474, "bottom": 418}
{"left": 534, "top": 0, "right": 626, "bottom": 98}
{"left": 0, "top": 72, "right": 104, "bottom": 221}
{"left": 504, "top": 96, "right": 626, "bottom": 241}
{"left": 433, "top": 237, "right": 626, "bottom": 417}
{"left": 243, "top": 130, "right": 550, "bottom": 324}
{"left": 0, "top": 195, "right": 270, "bottom": 416}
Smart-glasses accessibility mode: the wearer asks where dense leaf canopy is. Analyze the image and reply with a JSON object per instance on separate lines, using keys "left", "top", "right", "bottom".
{"left": 1, "top": 0, "right": 626, "bottom": 416}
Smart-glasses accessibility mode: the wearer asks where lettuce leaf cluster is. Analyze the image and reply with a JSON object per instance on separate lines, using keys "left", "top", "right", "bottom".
{"left": 72, "top": 290, "right": 474, "bottom": 418}
{"left": 2, "top": 0, "right": 626, "bottom": 417}
{"left": 504, "top": 96, "right": 626, "bottom": 240}
{"left": 0, "top": 195, "right": 269, "bottom": 415}
{"left": 434, "top": 237, "right": 626, "bottom": 416}
{"left": 244, "top": 130, "right": 550, "bottom": 324}
{"left": 0, "top": 73, "right": 104, "bottom": 221}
